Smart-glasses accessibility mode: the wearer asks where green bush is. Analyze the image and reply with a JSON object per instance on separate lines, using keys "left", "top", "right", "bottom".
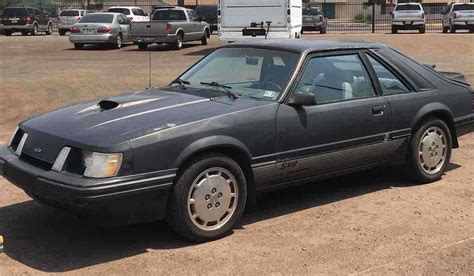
{"left": 355, "top": 14, "right": 365, "bottom": 21}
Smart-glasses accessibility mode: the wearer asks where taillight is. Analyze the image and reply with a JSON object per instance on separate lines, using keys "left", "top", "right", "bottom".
{"left": 421, "top": 12, "right": 425, "bottom": 19}
{"left": 166, "top": 23, "right": 172, "bottom": 33}
{"left": 70, "top": 27, "right": 80, "bottom": 33}
{"left": 97, "top": 26, "right": 112, "bottom": 33}
{"left": 26, "top": 16, "right": 32, "bottom": 24}
{"left": 453, "top": 12, "right": 457, "bottom": 19}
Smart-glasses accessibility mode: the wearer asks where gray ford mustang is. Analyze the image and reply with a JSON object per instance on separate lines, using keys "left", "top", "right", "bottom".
{"left": 1, "top": 40, "right": 473, "bottom": 241}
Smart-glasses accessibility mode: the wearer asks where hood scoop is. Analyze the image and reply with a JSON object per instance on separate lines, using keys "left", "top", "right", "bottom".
{"left": 98, "top": 100, "right": 120, "bottom": 111}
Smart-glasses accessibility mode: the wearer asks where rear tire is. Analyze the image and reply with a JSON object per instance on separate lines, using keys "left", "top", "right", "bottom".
{"left": 74, "top": 43, "right": 84, "bottom": 50}
{"left": 201, "top": 30, "right": 209, "bottom": 45}
{"left": 137, "top": 43, "right": 148, "bottom": 50}
{"left": 469, "top": 29, "right": 474, "bottom": 33}
{"left": 173, "top": 32, "right": 184, "bottom": 50}
{"left": 113, "top": 34, "right": 122, "bottom": 49}
{"left": 59, "top": 29, "right": 66, "bottom": 36}
{"left": 320, "top": 28, "right": 326, "bottom": 34}
{"left": 31, "top": 24, "right": 38, "bottom": 36}
{"left": 450, "top": 24, "right": 456, "bottom": 33}
{"left": 391, "top": 26, "right": 397, "bottom": 34}
{"left": 46, "top": 23, "right": 53, "bottom": 35}
{"left": 21, "top": 31, "right": 28, "bottom": 36}
{"left": 166, "top": 153, "right": 247, "bottom": 242}
{"left": 442, "top": 26, "right": 448, "bottom": 33}
{"left": 419, "top": 27, "right": 425, "bottom": 34}
{"left": 405, "top": 119, "right": 452, "bottom": 183}
{"left": 4, "top": 30, "right": 12, "bottom": 36}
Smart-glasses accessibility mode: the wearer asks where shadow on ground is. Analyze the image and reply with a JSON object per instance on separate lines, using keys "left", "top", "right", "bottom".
{"left": 0, "top": 164, "right": 460, "bottom": 272}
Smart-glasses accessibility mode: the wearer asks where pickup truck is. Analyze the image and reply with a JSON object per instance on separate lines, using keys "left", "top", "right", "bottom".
{"left": 130, "top": 7, "right": 210, "bottom": 50}
{"left": 391, "top": 3, "right": 426, "bottom": 34}
{"left": 442, "top": 3, "right": 474, "bottom": 33}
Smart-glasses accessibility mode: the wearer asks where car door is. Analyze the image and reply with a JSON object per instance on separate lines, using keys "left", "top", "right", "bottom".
{"left": 272, "top": 51, "right": 393, "bottom": 186}
{"left": 442, "top": 5, "right": 450, "bottom": 27}
{"left": 118, "top": 14, "right": 131, "bottom": 41}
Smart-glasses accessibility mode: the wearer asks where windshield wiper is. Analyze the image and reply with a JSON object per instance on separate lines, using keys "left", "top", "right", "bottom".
{"left": 200, "top": 81, "right": 239, "bottom": 99}
{"left": 170, "top": 78, "right": 190, "bottom": 90}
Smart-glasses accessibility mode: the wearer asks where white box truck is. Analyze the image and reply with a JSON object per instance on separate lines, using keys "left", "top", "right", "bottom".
{"left": 218, "top": 0, "right": 302, "bottom": 42}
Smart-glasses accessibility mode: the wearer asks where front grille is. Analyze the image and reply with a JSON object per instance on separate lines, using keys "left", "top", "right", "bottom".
{"left": 20, "top": 154, "right": 52, "bottom": 171}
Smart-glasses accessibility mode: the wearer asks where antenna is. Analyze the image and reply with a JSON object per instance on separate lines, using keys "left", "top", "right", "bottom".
{"left": 147, "top": 7, "right": 153, "bottom": 88}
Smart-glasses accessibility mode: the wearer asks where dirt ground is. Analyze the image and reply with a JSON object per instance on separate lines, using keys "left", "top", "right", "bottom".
{"left": 0, "top": 33, "right": 473, "bottom": 274}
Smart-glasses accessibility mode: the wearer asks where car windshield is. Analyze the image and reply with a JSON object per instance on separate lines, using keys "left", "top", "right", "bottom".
{"left": 453, "top": 4, "right": 474, "bottom": 11}
{"left": 153, "top": 10, "right": 186, "bottom": 21}
{"left": 80, "top": 14, "right": 114, "bottom": 23}
{"left": 60, "top": 10, "right": 79, "bottom": 17}
{"left": 3, "top": 8, "right": 27, "bottom": 17}
{"left": 395, "top": 4, "right": 421, "bottom": 11}
{"left": 179, "top": 48, "right": 299, "bottom": 101}
{"left": 108, "top": 8, "right": 130, "bottom": 15}
{"left": 303, "top": 9, "right": 321, "bottom": 16}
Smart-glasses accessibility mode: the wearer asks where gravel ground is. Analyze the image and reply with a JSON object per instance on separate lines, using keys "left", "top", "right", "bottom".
{"left": 0, "top": 33, "right": 473, "bottom": 275}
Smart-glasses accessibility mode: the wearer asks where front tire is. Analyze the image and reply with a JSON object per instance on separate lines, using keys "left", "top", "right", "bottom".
{"left": 31, "top": 24, "right": 38, "bottom": 36}
{"left": 201, "top": 30, "right": 209, "bottom": 45}
{"left": 442, "top": 26, "right": 448, "bottom": 33}
{"left": 173, "top": 33, "right": 184, "bottom": 50}
{"left": 405, "top": 119, "right": 452, "bottom": 183}
{"left": 4, "top": 30, "right": 12, "bottom": 36}
{"left": 59, "top": 29, "right": 66, "bottom": 36}
{"left": 419, "top": 27, "right": 425, "bottom": 34}
{"left": 46, "top": 23, "right": 53, "bottom": 35}
{"left": 113, "top": 34, "right": 122, "bottom": 49}
{"left": 320, "top": 28, "right": 326, "bottom": 34}
{"left": 166, "top": 153, "right": 247, "bottom": 242}
{"left": 450, "top": 24, "right": 456, "bottom": 33}
{"left": 391, "top": 26, "right": 397, "bottom": 34}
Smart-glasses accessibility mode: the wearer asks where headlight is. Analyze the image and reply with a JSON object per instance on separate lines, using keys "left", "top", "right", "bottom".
{"left": 82, "top": 151, "right": 123, "bottom": 178}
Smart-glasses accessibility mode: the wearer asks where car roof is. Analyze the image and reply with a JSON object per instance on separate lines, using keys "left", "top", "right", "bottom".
{"left": 396, "top": 3, "right": 422, "bottom": 5}
{"left": 225, "top": 39, "right": 386, "bottom": 54}
{"left": 453, "top": 2, "right": 474, "bottom": 4}
{"left": 109, "top": 6, "right": 143, "bottom": 9}
{"left": 86, "top": 12, "right": 118, "bottom": 16}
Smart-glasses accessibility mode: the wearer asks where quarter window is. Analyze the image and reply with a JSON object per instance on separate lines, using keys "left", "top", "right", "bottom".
{"left": 366, "top": 55, "right": 410, "bottom": 95}
{"left": 295, "top": 54, "right": 376, "bottom": 104}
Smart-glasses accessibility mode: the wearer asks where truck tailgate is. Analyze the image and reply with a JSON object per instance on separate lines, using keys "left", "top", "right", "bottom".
{"left": 131, "top": 22, "right": 167, "bottom": 37}
{"left": 221, "top": 0, "right": 287, "bottom": 28}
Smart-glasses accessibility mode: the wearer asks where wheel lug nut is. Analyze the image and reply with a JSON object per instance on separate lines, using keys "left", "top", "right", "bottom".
{"left": 218, "top": 193, "right": 223, "bottom": 198}
{"left": 205, "top": 195, "right": 210, "bottom": 200}
{"left": 207, "top": 203, "right": 212, "bottom": 209}
{"left": 212, "top": 188, "right": 217, "bottom": 193}
{"left": 215, "top": 202, "right": 220, "bottom": 207}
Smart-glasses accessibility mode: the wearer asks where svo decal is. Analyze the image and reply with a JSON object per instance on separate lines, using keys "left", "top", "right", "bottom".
{"left": 279, "top": 160, "right": 298, "bottom": 170}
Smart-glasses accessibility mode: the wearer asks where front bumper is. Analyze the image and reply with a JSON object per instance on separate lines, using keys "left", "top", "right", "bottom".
{"left": 452, "top": 20, "right": 474, "bottom": 29}
{"left": 0, "top": 147, "right": 176, "bottom": 225}
{"left": 69, "top": 34, "right": 117, "bottom": 44}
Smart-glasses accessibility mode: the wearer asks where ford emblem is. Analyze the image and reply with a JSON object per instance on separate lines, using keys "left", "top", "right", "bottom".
{"left": 34, "top": 147, "right": 42, "bottom": 154}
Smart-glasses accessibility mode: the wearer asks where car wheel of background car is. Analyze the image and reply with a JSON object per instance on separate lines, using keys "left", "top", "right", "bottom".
{"left": 138, "top": 43, "right": 148, "bottom": 50}
{"left": 450, "top": 24, "right": 456, "bottom": 33}
{"left": 201, "top": 31, "right": 208, "bottom": 45}
{"left": 21, "top": 31, "right": 28, "bottom": 36}
{"left": 31, "top": 24, "right": 38, "bottom": 36}
{"left": 405, "top": 119, "right": 452, "bottom": 183}
{"left": 173, "top": 33, "right": 184, "bottom": 50}
{"left": 442, "top": 26, "right": 448, "bottom": 33}
{"left": 391, "top": 26, "right": 397, "bottom": 34}
{"left": 320, "top": 28, "right": 326, "bottom": 34}
{"left": 166, "top": 153, "right": 247, "bottom": 242}
{"left": 59, "top": 29, "right": 66, "bottom": 36}
{"left": 419, "top": 27, "right": 426, "bottom": 34}
{"left": 469, "top": 29, "right": 474, "bottom": 33}
{"left": 46, "top": 23, "right": 53, "bottom": 35}
{"left": 114, "top": 34, "right": 122, "bottom": 49}
{"left": 4, "top": 30, "right": 12, "bottom": 36}
{"left": 74, "top": 43, "right": 84, "bottom": 50}
{"left": 300, "top": 29, "right": 304, "bottom": 35}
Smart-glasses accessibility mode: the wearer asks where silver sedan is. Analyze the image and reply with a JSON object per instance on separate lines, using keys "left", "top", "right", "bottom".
{"left": 69, "top": 13, "right": 131, "bottom": 49}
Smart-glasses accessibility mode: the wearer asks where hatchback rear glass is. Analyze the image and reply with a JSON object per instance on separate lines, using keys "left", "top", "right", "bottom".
{"left": 453, "top": 4, "right": 474, "bottom": 11}
{"left": 80, "top": 14, "right": 114, "bottom": 23}
{"left": 3, "top": 8, "right": 28, "bottom": 17}
{"left": 60, "top": 10, "right": 80, "bottom": 16}
{"left": 132, "top": 9, "right": 146, "bottom": 16}
{"left": 108, "top": 8, "right": 130, "bottom": 15}
{"left": 395, "top": 4, "right": 421, "bottom": 11}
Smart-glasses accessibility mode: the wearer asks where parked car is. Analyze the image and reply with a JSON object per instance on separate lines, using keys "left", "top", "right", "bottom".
{"left": 1, "top": 40, "right": 473, "bottom": 241}
{"left": 69, "top": 13, "right": 131, "bottom": 50}
{"left": 58, "top": 9, "right": 94, "bottom": 36}
{"left": 301, "top": 7, "right": 327, "bottom": 34}
{"left": 0, "top": 6, "right": 52, "bottom": 36}
{"left": 442, "top": 2, "right": 474, "bottom": 33}
{"left": 391, "top": 3, "right": 426, "bottom": 34}
{"left": 218, "top": 0, "right": 302, "bottom": 42}
{"left": 194, "top": 5, "right": 218, "bottom": 33}
{"left": 130, "top": 7, "right": 210, "bottom": 50}
{"left": 107, "top": 6, "right": 149, "bottom": 22}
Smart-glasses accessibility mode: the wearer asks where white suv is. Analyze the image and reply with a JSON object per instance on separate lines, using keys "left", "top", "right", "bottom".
{"left": 391, "top": 3, "right": 426, "bottom": 34}
{"left": 58, "top": 9, "right": 93, "bottom": 36}
{"left": 107, "top": 6, "right": 149, "bottom": 22}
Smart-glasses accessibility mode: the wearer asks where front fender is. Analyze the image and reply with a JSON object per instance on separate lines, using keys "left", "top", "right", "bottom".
{"left": 174, "top": 135, "right": 252, "bottom": 168}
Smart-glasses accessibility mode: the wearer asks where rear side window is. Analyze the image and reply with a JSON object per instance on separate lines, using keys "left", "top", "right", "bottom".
{"left": 60, "top": 10, "right": 79, "bottom": 17}
{"left": 132, "top": 9, "right": 146, "bottom": 16}
{"left": 366, "top": 55, "right": 411, "bottom": 95}
{"left": 80, "top": 14, "right": 114, "bottom": 23}
{"left": 395, "top": 5, "right": 421, "bottom": 11}
{"left": 153, "top": 10, "right": 186, "bottom": 21}
{"left": 109, "top": 8, "right": 130, "bottom": 15}
{"left": 3, "top": 8, "right": 28, "bottom": 16}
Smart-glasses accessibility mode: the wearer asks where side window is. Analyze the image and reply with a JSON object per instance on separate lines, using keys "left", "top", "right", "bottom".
{"left": 295, "top": 54, "right": 376, "bottom": 104}
{"left": 366, "top": 55, "right": 411, "bottom": 95}
{"left": 117, "top": 15, "right": 124, "bottom": 24}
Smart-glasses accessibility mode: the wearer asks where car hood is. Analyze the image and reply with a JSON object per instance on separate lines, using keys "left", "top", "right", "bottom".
{"left": 20, "top": 88, "right": 273, "bottom": 149}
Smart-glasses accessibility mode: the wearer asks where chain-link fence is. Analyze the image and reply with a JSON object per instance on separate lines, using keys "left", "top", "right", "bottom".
{"left": 1, "top": 0, "right": 472, "bottom": 34}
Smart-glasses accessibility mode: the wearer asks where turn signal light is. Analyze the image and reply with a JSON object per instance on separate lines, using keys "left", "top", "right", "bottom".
{"left": 421, "top": 12, "right": 425, "bottom": 19}
{"left": 97, "top": 26, "right": 112, "bottom": 33}
{"left": 166, "top": 23, "right": 172, "bottom": 32}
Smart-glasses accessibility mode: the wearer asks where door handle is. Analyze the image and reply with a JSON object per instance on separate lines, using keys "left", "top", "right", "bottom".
{"left": 372, "top": 106, "right": 385, "bottom": 116}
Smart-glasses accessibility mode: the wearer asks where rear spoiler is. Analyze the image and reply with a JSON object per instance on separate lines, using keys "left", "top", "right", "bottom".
{"left": 438, "top": 71, "right": 469, "bottom": 85}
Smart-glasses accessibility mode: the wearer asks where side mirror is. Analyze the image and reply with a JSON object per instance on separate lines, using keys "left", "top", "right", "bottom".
{"left": 288, "top": 93, "right": 317, "bottom": 107}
